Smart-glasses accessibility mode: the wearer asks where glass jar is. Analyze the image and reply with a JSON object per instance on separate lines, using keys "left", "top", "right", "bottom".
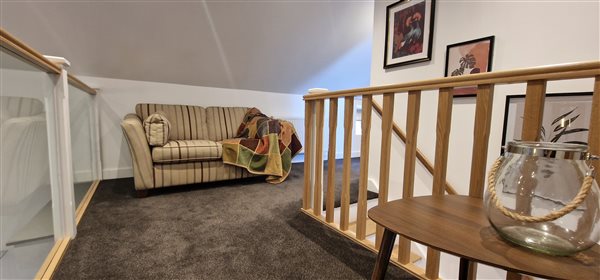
{"left": 484, "top": 141, "right": 599, "bottom": 256}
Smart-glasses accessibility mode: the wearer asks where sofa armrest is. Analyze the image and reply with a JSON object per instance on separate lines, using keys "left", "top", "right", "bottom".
{"left": 121, "top": 114, "right": 154, "bottom": 190}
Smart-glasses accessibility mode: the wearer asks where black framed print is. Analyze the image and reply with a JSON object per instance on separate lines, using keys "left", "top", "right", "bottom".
{"left": 384, "top": 0, "right": 436, "bottom": 69}
{"left": 501, "top": 92, "right": 593, "bottom": 153}
{"left": 444, "top": 36, "right": 495, "bottom": 96}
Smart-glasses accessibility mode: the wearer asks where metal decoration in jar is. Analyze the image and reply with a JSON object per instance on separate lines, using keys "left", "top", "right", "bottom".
{"left": 484, "top": 141, "right": 600, "bottom": 256}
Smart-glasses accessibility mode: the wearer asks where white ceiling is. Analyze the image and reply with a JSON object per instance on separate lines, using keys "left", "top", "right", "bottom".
{"left": 0, "top": 0, "right": 374, "bottom": 94}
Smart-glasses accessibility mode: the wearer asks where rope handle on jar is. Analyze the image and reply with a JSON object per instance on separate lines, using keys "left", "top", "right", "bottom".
{"left": 487, "top": 157, "right": 596, "bottom": 223}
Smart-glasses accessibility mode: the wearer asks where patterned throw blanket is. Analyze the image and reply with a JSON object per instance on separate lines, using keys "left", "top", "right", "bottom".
{"left": 222, "top": 108, "right": 303, "bottom": 183}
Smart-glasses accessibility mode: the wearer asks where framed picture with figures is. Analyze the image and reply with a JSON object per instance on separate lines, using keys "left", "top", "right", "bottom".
{"left": 384, "top": 0, "right": 436, "bottom": 69}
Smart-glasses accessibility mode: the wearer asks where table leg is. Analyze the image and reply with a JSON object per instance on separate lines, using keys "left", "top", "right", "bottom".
{"left": 459, "top": 258, "right": 477, "bottom": 280}
{"left": 371, "top": 228, "right": 396, "bottom": 280}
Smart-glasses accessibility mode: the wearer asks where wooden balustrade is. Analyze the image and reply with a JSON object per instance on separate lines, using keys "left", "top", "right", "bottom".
{"left": 301, "top": 61, "right": 600, "bottom": 280}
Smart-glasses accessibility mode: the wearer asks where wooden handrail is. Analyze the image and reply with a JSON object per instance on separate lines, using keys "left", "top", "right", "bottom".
{"left": 304, "top": 61, "right": 599, "bottom": 100}
{"left": 372, "top": 100, "right": 457, "bottom": 195}
{"left": 0, "top": 28, "right": 97, "bottom": 95}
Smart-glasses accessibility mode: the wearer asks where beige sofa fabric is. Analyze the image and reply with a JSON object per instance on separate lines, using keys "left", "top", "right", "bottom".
{"left": 124, "top": 104, "right": 256, "bottom": 191}
{"left": 153, "top": 161, "right": 252, "bottom": 188}
{"left": 151, "top": 140, "right": 222, "bottom": 163}
{"left": 136, "top": 103, "right": 209, "bottom": 140}
{"left": 206, "top": 107, "right": 248, "bottom": 141}
{"left": 121, "top": 114, "right": 155, "bottom": 190}
{"left": 0, "top": 96, "right": 44, "bottom": 122}
{"left": 143, "top": 112, "right": 170, "bottom": 146}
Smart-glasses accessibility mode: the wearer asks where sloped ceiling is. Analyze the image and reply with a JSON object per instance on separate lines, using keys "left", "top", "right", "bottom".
{"left": 0, "top": 0, "right": 374, "bottom": 94}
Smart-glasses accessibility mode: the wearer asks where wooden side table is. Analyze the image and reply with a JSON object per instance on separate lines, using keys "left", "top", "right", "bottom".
{"left": 368, "top": 195, "right": 600, "bottom": 280}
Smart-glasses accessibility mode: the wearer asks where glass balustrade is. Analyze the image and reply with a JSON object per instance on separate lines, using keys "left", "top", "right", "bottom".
{"left": 0, "top": 48, "right": 56, "bottom": 279}
{"left": 69, "top": 84, "right": 99, "bottom": 208}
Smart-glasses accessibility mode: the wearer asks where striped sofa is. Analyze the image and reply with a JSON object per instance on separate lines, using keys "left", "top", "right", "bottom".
{"left": 121, "top": 104, "right": 258, "bottom": 197}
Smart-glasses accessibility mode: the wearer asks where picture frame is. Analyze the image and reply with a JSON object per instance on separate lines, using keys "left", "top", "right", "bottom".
{"left": 384, "top": 0, "right": 436, "bottom": 69}
{"left": 501, "top": 92, "right": 593, "bottom": 153}
{"left": 444, "top": 36, "right": 495, "bottom": 96}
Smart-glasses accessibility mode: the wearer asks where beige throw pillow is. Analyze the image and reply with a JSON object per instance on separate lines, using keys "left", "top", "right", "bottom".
{"left": 144, "top": 112, "right": 171, "bottom": 146}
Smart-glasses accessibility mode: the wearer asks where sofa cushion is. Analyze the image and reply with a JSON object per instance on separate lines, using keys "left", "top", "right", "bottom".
{"left": 143, "top": 112, "right": 170, "bottom": 146}
{"left": 151, "top": 140, "right": 222, "bottom": 163}
{"left": 206, "top": 107, "right": 248, "bottom": 141}
{"left": 136, "top": 104, "right": 208, "bottom": 140}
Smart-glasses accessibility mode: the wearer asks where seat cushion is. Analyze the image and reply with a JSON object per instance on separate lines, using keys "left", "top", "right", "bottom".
{"left": 151, "top": 140, "right": 222, "bottom": 163}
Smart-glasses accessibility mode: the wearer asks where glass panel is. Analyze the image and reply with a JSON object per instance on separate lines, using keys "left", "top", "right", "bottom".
{"left": 0, "top": 49, "right": 56, "bottom": 279}
{"left": 68, "top": 84, "right": 97, "bottom": 208}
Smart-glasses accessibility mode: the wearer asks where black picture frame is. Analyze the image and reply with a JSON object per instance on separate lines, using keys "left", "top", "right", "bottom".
{"left": 383, "top": 0, "right": 436, "bottom": 69}
{"left": 444, "top": 36, "right": 495, "bottom": 97}
{"left": 500, "top": 92, "right": 593, "bottom": 154}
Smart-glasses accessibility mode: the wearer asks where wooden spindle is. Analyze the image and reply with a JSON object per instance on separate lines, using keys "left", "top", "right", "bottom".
{"left": 402, "top": 91, "right": 421, "bottom": 199}
{"left": 462, "top": 86, "right": 493, "bottom": 280}
{"left": 469, "top": 84, "right": 495, "bottom": 198}
{"left": 503, "top": 81, "right": 548, "bottom": 280}
{"left": 516, "top": 80, "right": 547, "bottom": 215}
{"left": 426, "top": 87, "right": 454, "bottom": 279}
{"left": 589, "top": 76, "right": 600, "bottom": 186}
{"left": 432, "top": 88, "right": 454, "bottom": 195}
{"left": 375, "top": 93, "right": 395, "bottom": 247}
{"left": 326, "top": 98, "right": 338, "bottom": 223}
{"left": 303, "top": 100, "right": 314, "bottom": 210}
{"left": 313, "top": 99, "right": 325, "bottom": 216}
{"left": 373, "top": 100, "right": 458, "bottom": 195}
{"left": 356, "top": 95, "right": 372, "bottom": 240}
{"left": 340, "top": 97, "right": 354, "bottom": 231}
{"left": 398, "top": 90, "right": 421, "bottom": 264}
{"left": 521, "top": 80, "right": 547, "bottom": 141}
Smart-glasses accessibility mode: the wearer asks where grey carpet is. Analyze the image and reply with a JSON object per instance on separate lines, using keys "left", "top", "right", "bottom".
{"left": 54, "top": 162, "right": 414, "bottom": 280}
{"left": 322, "top": 158, "right": 378, "bottom": 209}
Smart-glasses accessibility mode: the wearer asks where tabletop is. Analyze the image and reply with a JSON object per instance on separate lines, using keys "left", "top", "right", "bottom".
{"left": 368, "top": 195, "right": 600, "bottom": 280}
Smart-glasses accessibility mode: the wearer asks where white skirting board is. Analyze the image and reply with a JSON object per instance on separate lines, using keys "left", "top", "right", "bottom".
{"left": 102, "top": 167, "right": 133, "bottom": 180}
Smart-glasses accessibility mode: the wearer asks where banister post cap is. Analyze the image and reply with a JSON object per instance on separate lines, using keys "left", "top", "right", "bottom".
{"left": 308, "top": 88, "right": 329, "bottom": 94}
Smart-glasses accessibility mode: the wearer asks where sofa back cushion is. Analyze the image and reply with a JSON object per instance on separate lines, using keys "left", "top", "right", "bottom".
{"left": 136, "top": 103, "right": 208, "bottom": 140}
{"left": 206, "top": 107, "right": 248, "bottom": 141}
{"left": 1, "top": 96, "right": 44, "bottom": 124}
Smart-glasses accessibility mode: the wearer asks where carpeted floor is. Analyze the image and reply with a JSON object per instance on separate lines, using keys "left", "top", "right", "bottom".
{"left": 54, "top": 161, "right": 414, "bottom": 280}
{"left": 323, "top": 158, "right": 378, "bottom": 209}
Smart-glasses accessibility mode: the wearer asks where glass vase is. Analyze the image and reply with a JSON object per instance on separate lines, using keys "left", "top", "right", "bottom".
{"left": 484, "top": 141, "right": 600, "bottom": 256}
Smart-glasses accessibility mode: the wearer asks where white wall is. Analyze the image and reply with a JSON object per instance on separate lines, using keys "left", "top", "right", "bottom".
{"left": 368, "top": 1, "right": 599, "bottom": 279}
{"left": 81, "top": 76, "right": 307, "bottom": 179}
